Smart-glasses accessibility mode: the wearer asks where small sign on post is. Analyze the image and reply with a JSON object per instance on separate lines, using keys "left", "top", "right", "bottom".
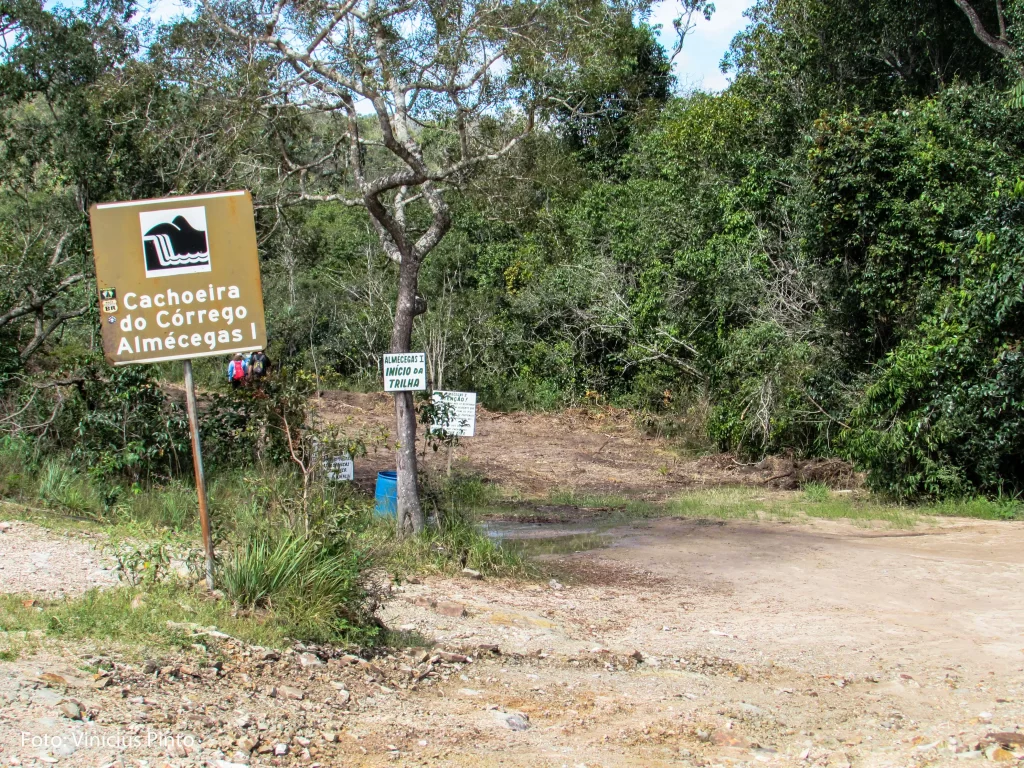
{"left": 382, "top": 353, "right": 427, "bottom": 392}
{"left": 431, "top": 391, "right": 477, "bottom": 437}
{"left": 89, "top": 191, "right": 267, "bottom": 590}
{"left": 326, "top": 454, "right": 355, "bottom": 482}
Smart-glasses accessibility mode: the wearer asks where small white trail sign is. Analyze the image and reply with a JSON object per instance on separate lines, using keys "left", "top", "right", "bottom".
{"left": 382, "top": 353, "right": 427, "bottom": 392}
{"left": 431, "top": 391, "right": 477, "bottom": 437}
{"left": 326, "top": 455, "right": 354, "bottom": 482}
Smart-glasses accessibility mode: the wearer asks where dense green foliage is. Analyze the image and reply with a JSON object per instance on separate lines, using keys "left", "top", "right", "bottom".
{"left": 2, "top": 0, "right": 1023, "bottom": 500}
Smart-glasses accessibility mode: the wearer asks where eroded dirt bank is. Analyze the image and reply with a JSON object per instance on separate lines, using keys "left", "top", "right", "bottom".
{"left": 318, "top": 392, "right": 857, "bottom": 498}
{"left": 3, "top": 515, "right": 1023, "bottom": 767}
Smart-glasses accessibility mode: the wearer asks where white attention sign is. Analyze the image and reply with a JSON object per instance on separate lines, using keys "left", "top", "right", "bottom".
{"left": 326, "top": 455, "right": 354, "bottom": 482}
{"left": 431, "top": 391, "right": 477, "bottom": 437}
{"left": 382, "top": 353, "right": 427, "bottom": 392}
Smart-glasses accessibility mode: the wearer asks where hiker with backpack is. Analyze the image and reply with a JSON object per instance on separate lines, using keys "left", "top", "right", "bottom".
{"left": 227, "top": 353, "right": 247, "bottom": 389}
{"left": 250, "top": 349, "right": 272, "bottom": 381}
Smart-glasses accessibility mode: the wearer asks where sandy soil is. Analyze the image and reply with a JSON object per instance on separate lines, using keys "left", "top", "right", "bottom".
{"left": 2, "top": 515, "right": 1023, "bottom": 767}
{"left": 317, "top": 392, "right": 857, "bottom": 498}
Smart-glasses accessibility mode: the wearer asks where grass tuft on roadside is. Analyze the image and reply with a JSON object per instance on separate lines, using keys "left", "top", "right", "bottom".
{"left": 0, "top": 462, "right": 528, "bottom": 653}
{"left": 0, "top": 585, "right": 295, "bottom": 654}
{"left": 220, "top": 528, "right": 378, "bottom": 644}
{"left": 363, "top": 472, "right": 534, "bottom": 579}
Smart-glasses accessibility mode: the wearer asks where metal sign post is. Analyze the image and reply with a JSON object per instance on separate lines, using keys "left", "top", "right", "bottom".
{"left": 89, "top": 190, "right": 267, "bottom": 592}
{"left": 182, "top": 359, "right": 214, "bottom": 590}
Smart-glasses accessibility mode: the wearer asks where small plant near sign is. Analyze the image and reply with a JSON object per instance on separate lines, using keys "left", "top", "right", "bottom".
{"left": 107, "top": 536, "right": 176, "bottom": 586}
{"left": 265, "top": 372, "right": 368, "bottom": 529}
{"left": 416, "top": 392, "right": 461, "bottom": 475}
{"left": 417, "top": 391, "right": 476, "bottom": 475}
{"left": 418, "top": 393, "right": 460, "bottom": 453}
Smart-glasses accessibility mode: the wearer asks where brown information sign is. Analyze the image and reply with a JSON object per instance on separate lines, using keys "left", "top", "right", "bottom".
{"left": 89, "top": 191, "right": 267, "bottom": 365}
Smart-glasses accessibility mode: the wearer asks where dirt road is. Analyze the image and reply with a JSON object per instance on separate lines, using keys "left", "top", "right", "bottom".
{"left": 370, "top": 515, "right": 1024, "bottom": 766}
{"left": 3, "top": 515, "right": 1023, "bottom": 766}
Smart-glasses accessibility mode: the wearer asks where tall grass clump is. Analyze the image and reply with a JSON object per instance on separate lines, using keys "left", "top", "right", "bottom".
{"left": 220, "top": 528, "right": 378, "bottom": 644}
{"left": 118, "top": 480, "right": 197, "bottom": 530}
{"left": 0, "top": 435, "right": 36, "bottom": 499}
{"left": 930, "top": 495, "right": 1024, "bottom": 520}
{"left": 801, "top": 481, "right": 831, "bottom": 502}
{"left": 36, "top": 459, "right": 102, "bottom": 518}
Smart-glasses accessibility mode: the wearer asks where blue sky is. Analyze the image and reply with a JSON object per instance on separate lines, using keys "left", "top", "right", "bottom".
{"left": 143, "top": 0, "right": 754, "bottom": 93}
{"left": 650, "top": 0, "right": 754, "bottom": 91}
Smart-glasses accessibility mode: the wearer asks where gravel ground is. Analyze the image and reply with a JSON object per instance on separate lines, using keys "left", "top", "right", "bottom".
{"left": 1, "top": 515, "right": 1023, "bottom": 767}
{"left": 0, "top": 520, "right": 118, "bottom": 597}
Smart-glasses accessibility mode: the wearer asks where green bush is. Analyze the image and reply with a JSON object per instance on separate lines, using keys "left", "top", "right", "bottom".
{"left": 70, "top": 367, "right": 189, "bottom": 484}
{"left": 840, "top": 174, "right": 1024, "bottom": 499}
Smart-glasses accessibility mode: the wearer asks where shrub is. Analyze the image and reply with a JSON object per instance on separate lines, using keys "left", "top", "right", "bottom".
{"left": 71, "top": 367, "right": 189, "bottom": 484}
{"left": 840, "top": 179, "right": 1024, "bottom": 499}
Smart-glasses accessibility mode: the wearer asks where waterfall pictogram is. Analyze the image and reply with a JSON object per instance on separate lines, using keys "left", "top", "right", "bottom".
{"left": 139, "top": 207, "right": 211, "bottom": 277}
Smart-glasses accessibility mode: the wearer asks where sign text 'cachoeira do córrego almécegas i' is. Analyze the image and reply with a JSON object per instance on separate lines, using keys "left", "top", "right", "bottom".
{"left": 89, "top": 191, "right": 267, "bottom": 365}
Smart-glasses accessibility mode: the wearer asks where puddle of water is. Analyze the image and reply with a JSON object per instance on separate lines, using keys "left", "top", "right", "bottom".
{"left": 483, "top": 520, "right": 614, "bottom": 556}
{"left": 482, "top": 520, "right": 599, "bottom": 541}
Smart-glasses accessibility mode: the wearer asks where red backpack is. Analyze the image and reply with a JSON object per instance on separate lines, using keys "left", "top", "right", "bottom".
{"left": 229, "top": 360, "right": 244, "bottom": 381}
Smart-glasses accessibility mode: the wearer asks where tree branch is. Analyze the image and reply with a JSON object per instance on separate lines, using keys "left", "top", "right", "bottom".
{"left": 19, "top": 306, "right": 89, "bottom": 360}
{"left": 952, "top": 0, "right": 1023, "bottom": 72}
{"left": 0, "top": 272, "right": 86, "bottom": 329}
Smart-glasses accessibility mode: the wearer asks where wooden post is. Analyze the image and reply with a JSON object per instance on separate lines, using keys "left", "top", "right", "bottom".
{"left": 183, "top": 360, "right": 215, "bottom": 590}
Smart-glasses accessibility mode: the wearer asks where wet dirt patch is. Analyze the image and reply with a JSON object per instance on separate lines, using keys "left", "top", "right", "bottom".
{"left": 543, "top": 554, "right": 674, "bottom": 590}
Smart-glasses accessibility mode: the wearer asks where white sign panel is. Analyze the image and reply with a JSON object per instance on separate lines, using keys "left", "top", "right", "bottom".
{"left": 431, "top": 391, "right": 477, "bottom": 437}
{"left": 326, "top": 455, "right": 354, "bottom": 482}
{"left": 138, "top": 206, "right": 211, "bottom": 277}
{"left": 383, "top": 353, "right": 427, "bottom": 392}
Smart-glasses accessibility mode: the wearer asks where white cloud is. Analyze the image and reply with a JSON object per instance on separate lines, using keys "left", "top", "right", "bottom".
{"left": 650, "top": 0, "right": 754, "bottom": 92}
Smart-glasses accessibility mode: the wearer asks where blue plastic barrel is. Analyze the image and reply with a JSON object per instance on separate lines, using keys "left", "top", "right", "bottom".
{"left": 374, "top": 471, "right": 398, "bottom": 516}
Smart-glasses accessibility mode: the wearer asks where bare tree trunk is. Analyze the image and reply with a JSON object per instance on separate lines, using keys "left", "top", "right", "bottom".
{"left": 391, "top": 255, "right": 426, "bottom": 535}
{"left": 393, "top": 390, "right": 422, "bottom": 534}
{"left": 202, "top": 0, "right": 649, "bottom": 539}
